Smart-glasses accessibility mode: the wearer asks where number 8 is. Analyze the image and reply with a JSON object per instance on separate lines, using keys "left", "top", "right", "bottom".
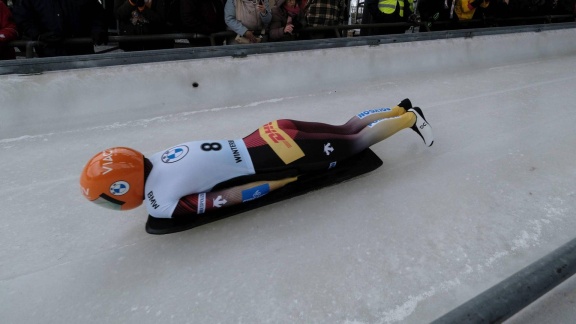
{"left": 201, "top": 142, "right": 222, "bottom": 151}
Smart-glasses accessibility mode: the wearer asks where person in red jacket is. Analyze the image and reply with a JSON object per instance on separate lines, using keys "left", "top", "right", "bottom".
{"left": 0, "top": 0, "right": 18, "bottom": 60}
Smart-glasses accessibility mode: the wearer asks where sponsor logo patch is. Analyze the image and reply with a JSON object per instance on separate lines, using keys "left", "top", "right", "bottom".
{"left": 242, "top": 184, "right": 270, "bottom": 202}
{"left": 367, "top": 119, "right": 384, "bottom": 128}
{"left": 259, "top": 121, "right": 305, "bottom": 164}
{"left": 213, "top": 195, "right": 227, "bottom": 208}
{"left": 110, "top": 181, "right": 130, "bottom": 196}
{"left": 228, "top": 140, "right": 243, "bottom": 163}
{"left": 324, "top": 143, "right": 334, "bottom": 156}
{"left": 368, "top": 116, "right": 401, "bottom": 128}
{"left": 357, "top": 108, "right": 391, "bottom": 119}
{"left": 197, "top": 193, "right": 206, "bottom": 214}
{"left": 101, "top": 149, "right": 114, "bottom": 175}
{"left": 147, "top": 191, "right": 159, "bottom": 209}
{"left": 161, "top": 145, "right": 189, "bottom": 163}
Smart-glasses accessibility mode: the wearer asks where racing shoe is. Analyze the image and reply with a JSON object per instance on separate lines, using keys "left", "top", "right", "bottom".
{"left": 408, "top": 107, "right": 434, "bottom": 147}
{"left": 397, "top": 98, "right": 412, "bottom": 110}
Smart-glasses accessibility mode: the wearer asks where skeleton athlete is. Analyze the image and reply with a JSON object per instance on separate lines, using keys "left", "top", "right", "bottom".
{"left": 80, "top": 98, "right": 433, "bottom": 219}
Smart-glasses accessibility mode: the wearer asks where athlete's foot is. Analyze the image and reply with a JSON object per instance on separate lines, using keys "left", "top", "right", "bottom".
{"left": 408, "top": 107, "right": 434, "bottom": 147}
{"left": 397, "top": 98, "right": 412, "bottom": 111}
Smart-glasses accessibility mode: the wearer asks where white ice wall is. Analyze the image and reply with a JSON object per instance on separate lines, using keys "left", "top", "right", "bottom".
{"left": 1, "top": 28, "right": 576, "bottom": 324}
{"left": 2, "top": 28, "right": 576, "bottom": 139}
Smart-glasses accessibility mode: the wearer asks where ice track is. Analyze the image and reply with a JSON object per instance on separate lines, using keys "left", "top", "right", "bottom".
{"left": 1, "top": 28, "right": 576, "bottom": 323}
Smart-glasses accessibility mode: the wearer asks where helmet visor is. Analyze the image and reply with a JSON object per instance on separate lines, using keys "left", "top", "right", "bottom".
{"left": 93, "top": 194, "right": 125, "bottom": 211}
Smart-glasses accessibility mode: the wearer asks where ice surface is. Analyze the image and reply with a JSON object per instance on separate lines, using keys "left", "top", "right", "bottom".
{"left": 1, "top": 29, "right": 576, "bottom": 323}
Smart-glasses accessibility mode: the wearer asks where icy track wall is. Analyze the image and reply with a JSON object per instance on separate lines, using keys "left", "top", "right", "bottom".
{"left": 2, "top": 25, "right": 576, "bottom": 324}
{"left": 1, "top": 27, "right": 576, "bottom": 140}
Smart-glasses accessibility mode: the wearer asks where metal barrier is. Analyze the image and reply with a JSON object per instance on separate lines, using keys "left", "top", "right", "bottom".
{"left": 420, "top": 14, "right": 576, "bottom": 31}
{"left": 432, "top": 236, "right": 576, "bottom": 323}
{"left": 9, "top": 33, "right": 216, "bottom": 58}
{"left": 8, "top": 14, "right": 573, "bottom": 59}
{"left": 2, "top": 22, "right": 575, "bottom": 76}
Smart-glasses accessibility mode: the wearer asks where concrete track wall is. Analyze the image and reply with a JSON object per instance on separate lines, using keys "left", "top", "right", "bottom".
{"left": 2, "top": 28, "right": 576, "bottom": 140}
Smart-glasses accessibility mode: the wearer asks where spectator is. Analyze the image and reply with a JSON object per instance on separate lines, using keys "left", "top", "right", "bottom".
{"left": 269, "top": 0, "right": 303, "bottom": 41}
{"left": 12, "top": 0, "right": 108, "bottom": 57}
{"left": 180, "top": 0, "right": 226, "bottom": 46}
{"left": 365, "top": 0, "right": 414, "bottom": 35}
{"left": 415, "top": 0, "right": 455, "bottom": 31}
{"left": 503, "top": 0, "right": 547, "bottom": 17}
{"left": 224, "top": 0, "right": 272, "bottom": 44}
{"left": 114, "top": 0, "right": 176, "bottom": 51}
{"left": 454, "top": 0, "right": 490, "bottom": 21}
{"left": 0, "top": 0, "right": 18, "bottom": 60}
{"left": 495, "top": 0, "right": 575, "bottom": 23}
{"left": 303, "top": 0, "right": 347, "bottom": 39}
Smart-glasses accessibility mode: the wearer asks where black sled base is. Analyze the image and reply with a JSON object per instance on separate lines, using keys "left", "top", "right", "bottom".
{"left": 145, "top": 149, "right": 383, "bottom": 235}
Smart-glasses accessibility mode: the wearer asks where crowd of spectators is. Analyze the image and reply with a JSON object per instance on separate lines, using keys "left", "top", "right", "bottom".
{"left": 0, "top": 0, "right": 574, "bottom": 60}
{"left": 417, "top": 0, "right": 576, "bottom": 31}
{"left": 11, "top": 0, "right": 108, "bottom": 57}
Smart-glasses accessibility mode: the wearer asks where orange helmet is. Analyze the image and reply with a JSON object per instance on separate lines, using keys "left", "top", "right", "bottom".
{"left": 80, "top": 147, "right": 145, "bottom": 211}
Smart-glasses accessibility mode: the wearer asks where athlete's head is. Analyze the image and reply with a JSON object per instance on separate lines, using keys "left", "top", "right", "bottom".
{"left": 80, "top": 147, "right": 145, "bottom": 211}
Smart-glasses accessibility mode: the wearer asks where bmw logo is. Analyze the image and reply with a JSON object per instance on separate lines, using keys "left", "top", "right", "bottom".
{"left": 161, "top": 145, "right": 189, "bottom": 163}
{"left": 110, "top": 181, "right": 130, "bottom": 196}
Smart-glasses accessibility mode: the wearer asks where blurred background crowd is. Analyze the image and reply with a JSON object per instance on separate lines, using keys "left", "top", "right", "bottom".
{"left": 0, "top": 0, "right": 574, "bottom": 59}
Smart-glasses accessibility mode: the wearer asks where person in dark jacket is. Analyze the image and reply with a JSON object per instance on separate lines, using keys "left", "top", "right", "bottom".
{"left": 114, "top": 0, "right": 176, "bottom": 51}
{"left": 302, "top": 0, "right": 347, "bottom": 39}
{"left": 180, "top": 0, "right": 226, "bottom": 46}
{"left": 268, "top": 0, "right": 303, "bottom": 41}
{"left": 0, "top": 0, "right": 18, "bottom": 60}
{"left": 13, "top": 0, "right": 108, "bottom": 57}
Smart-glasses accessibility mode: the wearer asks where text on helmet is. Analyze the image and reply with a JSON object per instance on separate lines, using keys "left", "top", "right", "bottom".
{"left": 101, "top": 149, "right": 114, "bottom": 175}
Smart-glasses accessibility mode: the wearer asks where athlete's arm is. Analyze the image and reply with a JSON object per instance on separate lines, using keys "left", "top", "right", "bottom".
{"left": 173, "top": 177, "right": 298, "bottom": 216}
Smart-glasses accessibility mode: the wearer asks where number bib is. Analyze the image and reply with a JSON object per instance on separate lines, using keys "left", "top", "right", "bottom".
{"left": 144, "top": 139, "right": 255, "bottom": 218}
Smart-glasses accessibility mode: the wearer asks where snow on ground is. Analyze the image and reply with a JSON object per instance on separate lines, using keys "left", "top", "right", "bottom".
{"left": 1, "top": 29, "right": 575, "bottom": 323}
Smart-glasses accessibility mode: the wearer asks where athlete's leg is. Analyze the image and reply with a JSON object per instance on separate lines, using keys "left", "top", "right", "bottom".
{"left": 339, "top": 106, "right": 433, "bottom": 150}
{"left": 244, "top": 100, "right": 427, "bottom": 173}
{"left": 341, "top": 98, "right": 412, "bottom": 134}
{"left": 352, "top": 111, "right": 416, "bottom": 149}
{"left": 295, "top": 112, "right": 416, "bottom": 154}
{"left": 283, "top": 98, "right": 412, "bottom": 135}
{"left": 257, "top": 112, "right": 417, "bottom": 172}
